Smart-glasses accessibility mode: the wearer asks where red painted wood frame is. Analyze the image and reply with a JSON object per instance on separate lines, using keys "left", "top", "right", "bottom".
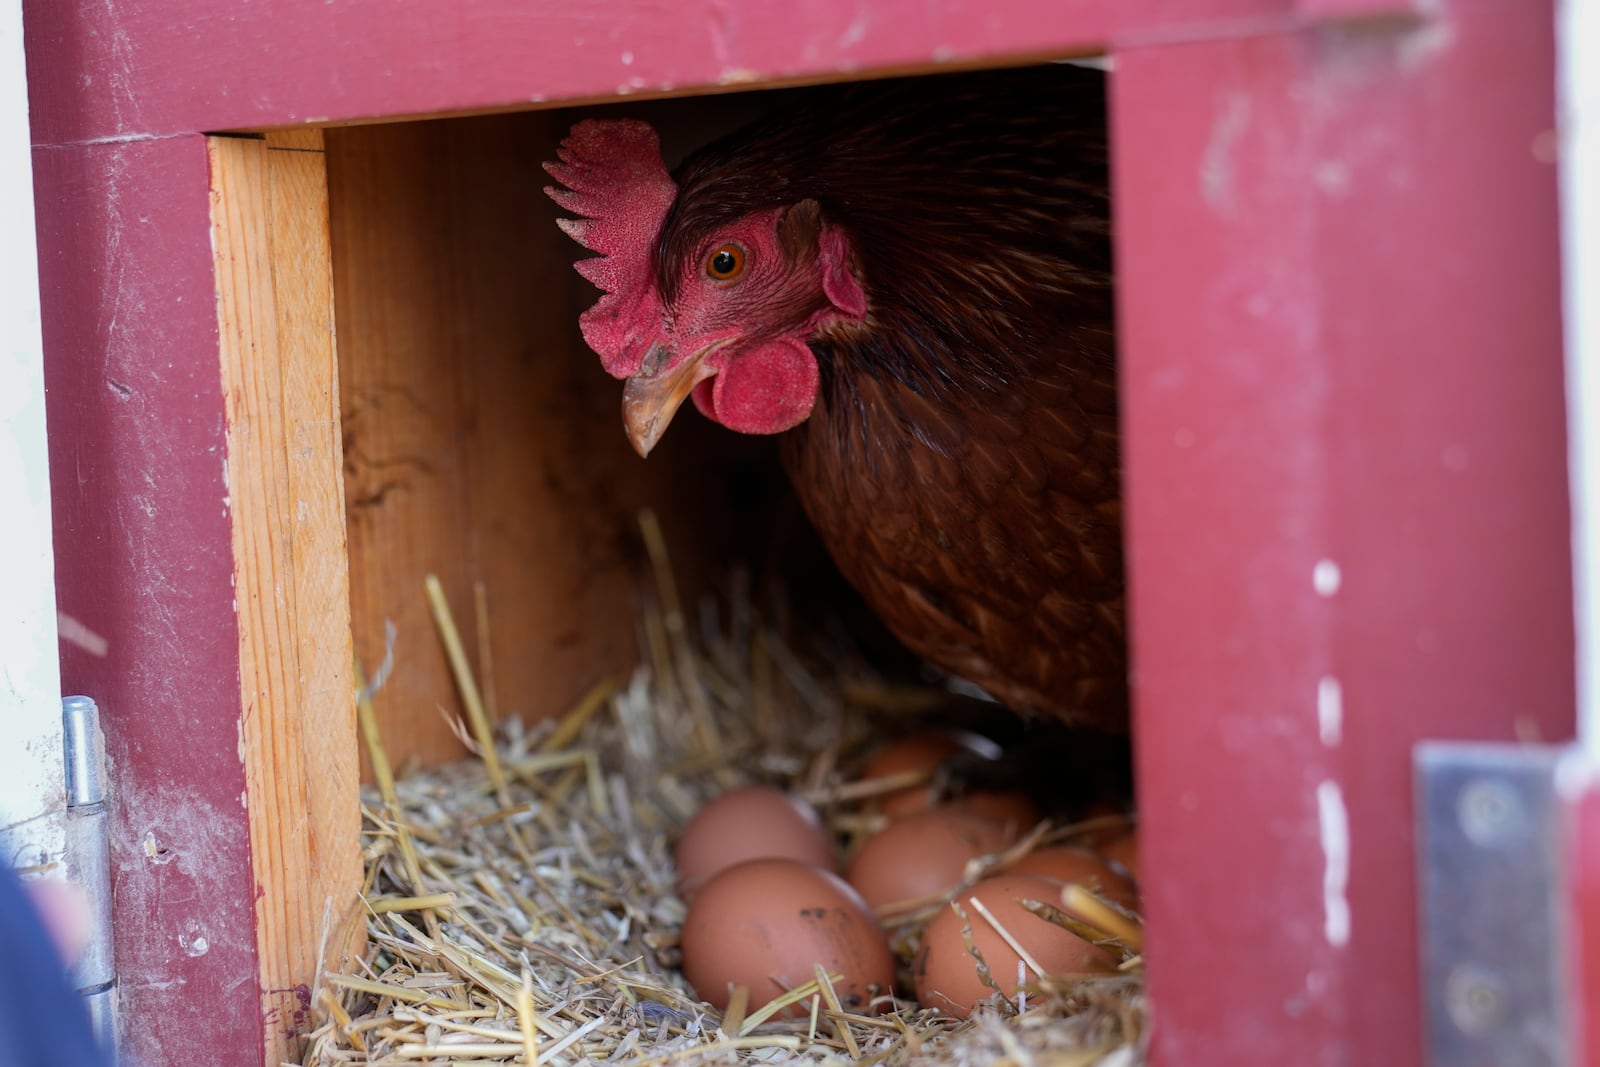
{"left": 24, "top": 1, "right": 1571, "bottom": 1065}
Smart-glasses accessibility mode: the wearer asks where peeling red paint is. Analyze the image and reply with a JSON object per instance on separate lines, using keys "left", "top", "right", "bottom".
{"left": 33, "top": 135, "right": 261, "bottom": 1067}
{"left": 1115, "top": 8, "right": 1571, "bottom": 1064}
{"left": 26, "top": 0, "right": 1298, "bottom": 147}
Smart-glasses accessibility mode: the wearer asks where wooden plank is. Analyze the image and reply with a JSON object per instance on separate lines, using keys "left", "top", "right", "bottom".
{"left": 34, "top": 134, "right": 262, "bottom": 1067}
{"left": 325, "top": 114, "right": 784, "bottom": 772}
{"left": 1113, "top": 5, "right": 1570, "bottom": 1064}
{"left": 265, "top": 128, "right": 323, "bottom": 151}
{"left": 23, "top": 0, "right": 1297, "bottom": 146}
{"left": 323, "top": 121, "right": 479, "bottom": 771}
{"left": 209, "top": 131, "right": 361, "bottom": 1065}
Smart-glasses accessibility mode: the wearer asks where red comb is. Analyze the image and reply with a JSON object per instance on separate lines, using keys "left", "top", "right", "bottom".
{"left": 544, "top": 119, "right": 677, "bottom": 376}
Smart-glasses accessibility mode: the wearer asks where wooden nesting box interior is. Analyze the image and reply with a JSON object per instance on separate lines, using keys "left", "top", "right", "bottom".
{"left": 324, "top": 106, "right": 807, "bottom": 775}
{"left": 31, "top": 4, "right": 1578, "bottom": 1066}
{"left": 204, "top": 73, "right": 1123, "bottom": 1062}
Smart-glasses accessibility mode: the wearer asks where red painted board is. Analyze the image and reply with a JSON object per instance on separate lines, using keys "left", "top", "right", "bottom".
{"left": 1113, "top": 5, "right": 1569, "bottom": 1065}
{"left": 1569, "top": 770, "right": 1600, "bottom": 1067}
{"left": 1295, "top": 0, "right": 1426, "bottom": 19}
{"left": 21, "top": 0, "right": 1292, "bottom": 147}
{"left": 32, "top": 134, "right": 261, "bottom": 1067}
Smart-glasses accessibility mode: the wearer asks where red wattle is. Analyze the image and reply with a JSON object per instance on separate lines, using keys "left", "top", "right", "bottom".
{"left": 707, "top": 338, "right": 819, "bottom": 435}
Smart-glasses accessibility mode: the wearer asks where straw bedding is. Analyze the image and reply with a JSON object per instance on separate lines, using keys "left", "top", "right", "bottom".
{"left": 299, "top": 518, "right": 1146, "bottom": 1067}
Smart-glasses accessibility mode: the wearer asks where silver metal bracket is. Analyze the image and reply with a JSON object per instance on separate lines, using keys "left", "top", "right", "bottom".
{"left": 1415, "top": 742, "right": 1568, "bottom": 1067}
{"left": 63, "top": 695, "right": 118, "bottom": 1062}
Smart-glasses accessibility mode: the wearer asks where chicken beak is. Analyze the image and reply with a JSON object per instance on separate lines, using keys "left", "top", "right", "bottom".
{"left": 621, "top": 341, "right": 720, "bottom": 457}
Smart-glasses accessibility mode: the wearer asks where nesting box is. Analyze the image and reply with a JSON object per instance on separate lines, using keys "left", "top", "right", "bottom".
{"left": 26, "top": 1, "right": 1574, "bottom": 1065}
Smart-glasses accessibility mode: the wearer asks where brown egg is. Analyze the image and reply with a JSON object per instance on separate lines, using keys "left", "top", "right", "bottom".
{"left": 1098, "top": 829, "right": 1141, "bottom": 883}
{"left": 913, "top": 872, "right": 1113, "bottom": 1017}
{"left": 680, "top": 858, "right": 896, "bottom": 1016}
{"left": 1006, "top": 846, "right": 1137, "bottom": 913}
{"left": 674, "top": 786, "right": 837, "bottom": 899}
{"left": 846, "top": 807, "right": 1015, "bottom": 913}
{"left": 953, "top": 790, "right": 1041, "bottom": 835}
{"left": 860, "top": 731, "right": 1002, "bottom": 817}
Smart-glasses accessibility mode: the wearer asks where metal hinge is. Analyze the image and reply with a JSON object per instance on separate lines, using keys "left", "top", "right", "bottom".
{"left": 1415, "top": 742, "right": 1570, "bottom": 1067}
{"left": 63, "top": 695, "right": 118, "bottom": 1060}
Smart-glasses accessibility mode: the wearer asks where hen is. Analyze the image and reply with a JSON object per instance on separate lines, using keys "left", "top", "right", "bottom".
{"left": 545, "top": 64, "right": 1124, "bottom": 727}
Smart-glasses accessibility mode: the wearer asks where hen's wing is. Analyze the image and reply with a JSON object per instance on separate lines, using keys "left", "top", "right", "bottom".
{"left": 784, "top": 322, "right": 1125, "bottom": 726}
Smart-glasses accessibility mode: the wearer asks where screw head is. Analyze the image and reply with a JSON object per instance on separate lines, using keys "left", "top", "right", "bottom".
{"left": 1457, "top": 777, "right": 1525, "bottom": 846}
{"left": 1444, "top": 964, "right": 1511, "bottom": 1035}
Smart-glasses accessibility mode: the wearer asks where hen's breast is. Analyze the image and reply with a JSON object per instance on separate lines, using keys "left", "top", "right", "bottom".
{"left": 781, "top": 329, "right": 1125, "bottom": 727}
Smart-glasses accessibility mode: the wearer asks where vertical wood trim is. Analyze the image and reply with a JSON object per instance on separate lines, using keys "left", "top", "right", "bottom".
{"left": 209, "top": 131, "right": 361, "bottom": 1067}
{"left": 1115, "top": 7, "right": 1569, "bottom": 1064}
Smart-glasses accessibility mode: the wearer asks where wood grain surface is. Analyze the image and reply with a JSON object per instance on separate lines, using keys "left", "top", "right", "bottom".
{"left": 210, "top": 130, "right": 362, "bottom": 1064}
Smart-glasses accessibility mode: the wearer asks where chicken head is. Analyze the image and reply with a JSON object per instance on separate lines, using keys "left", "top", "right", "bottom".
{"left": 545, "top": 119, "right": 866, "bottom": 456}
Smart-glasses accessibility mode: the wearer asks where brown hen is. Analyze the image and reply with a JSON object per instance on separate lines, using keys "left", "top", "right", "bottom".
{"left": 545, "top": 64, "right": 1124, "bottom": 727}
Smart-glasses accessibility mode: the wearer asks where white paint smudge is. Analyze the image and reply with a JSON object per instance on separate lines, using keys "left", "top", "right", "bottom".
{"left": 837, "top": 14, "right": 868, "bottom": 49}
{"left": 1398, "top": 18, "right": 1455, "bottom": 73}
{"left": 1314, "top": 161, "right": 1351, "bottom": 196}
{"left": 1317, "top": 676, "right": 1343, "bottom": 747}
{"left": 56, "top": 612, "right": 109, "bottom": 657}
{"left": 1313, "top": 559, "right": 1342, "bottom": 597}
{"left": 1317, "top": 780, "right": 1351, "bottom": 948}
{"left": 178, "top": 918, "right": 209, "bottom": 957}
{"left": 1201, "top": 92, "right": 1251, "bottom": 214}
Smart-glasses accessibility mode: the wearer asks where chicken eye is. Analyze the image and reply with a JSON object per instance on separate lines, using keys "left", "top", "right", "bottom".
{"left": 706, "top": 244, "right": 746, "bottom": 281}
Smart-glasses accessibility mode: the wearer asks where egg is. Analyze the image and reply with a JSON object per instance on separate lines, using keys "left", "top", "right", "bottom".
{"left": 913, "top": 872, "right": 1114, "bottom": 1017}
{"left": 859, "top": 731, "right": 1002, "bottom": 817}
{"left": 680, "top": 858, "right": 896, "bottom": 1016}
{"left": 1005, "top": 845, "right": 1137, "bottom": 914}
{"left": 674, "top": 786, "right": 838, "bottom": 899}
{"left": 846, "top": 807, "right": 1015, "bottom": 913}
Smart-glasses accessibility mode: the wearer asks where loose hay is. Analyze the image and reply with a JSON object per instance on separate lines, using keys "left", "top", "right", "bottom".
{"left": 301, "top": 525, "right": 1146, "bottom": 1067}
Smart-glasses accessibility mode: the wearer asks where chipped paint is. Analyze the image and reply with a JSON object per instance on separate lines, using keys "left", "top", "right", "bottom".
{"left": 1397, "top": 17, "right": 1455, "bottom": 73}
{"left": 1318, "top": 675, "right": 1343, "bottom": 747}
{"left": 1314, "top": 559, "right": 1342, "bottom": 596}
{"left": 1317, "top": 780, "right": 1351, "bottom": 948}
{"left": 178, "top": 917, "right": 211, "bottom": 957}
{"left": 1200, "top": 91, "right": 1250, "bottom": 214}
